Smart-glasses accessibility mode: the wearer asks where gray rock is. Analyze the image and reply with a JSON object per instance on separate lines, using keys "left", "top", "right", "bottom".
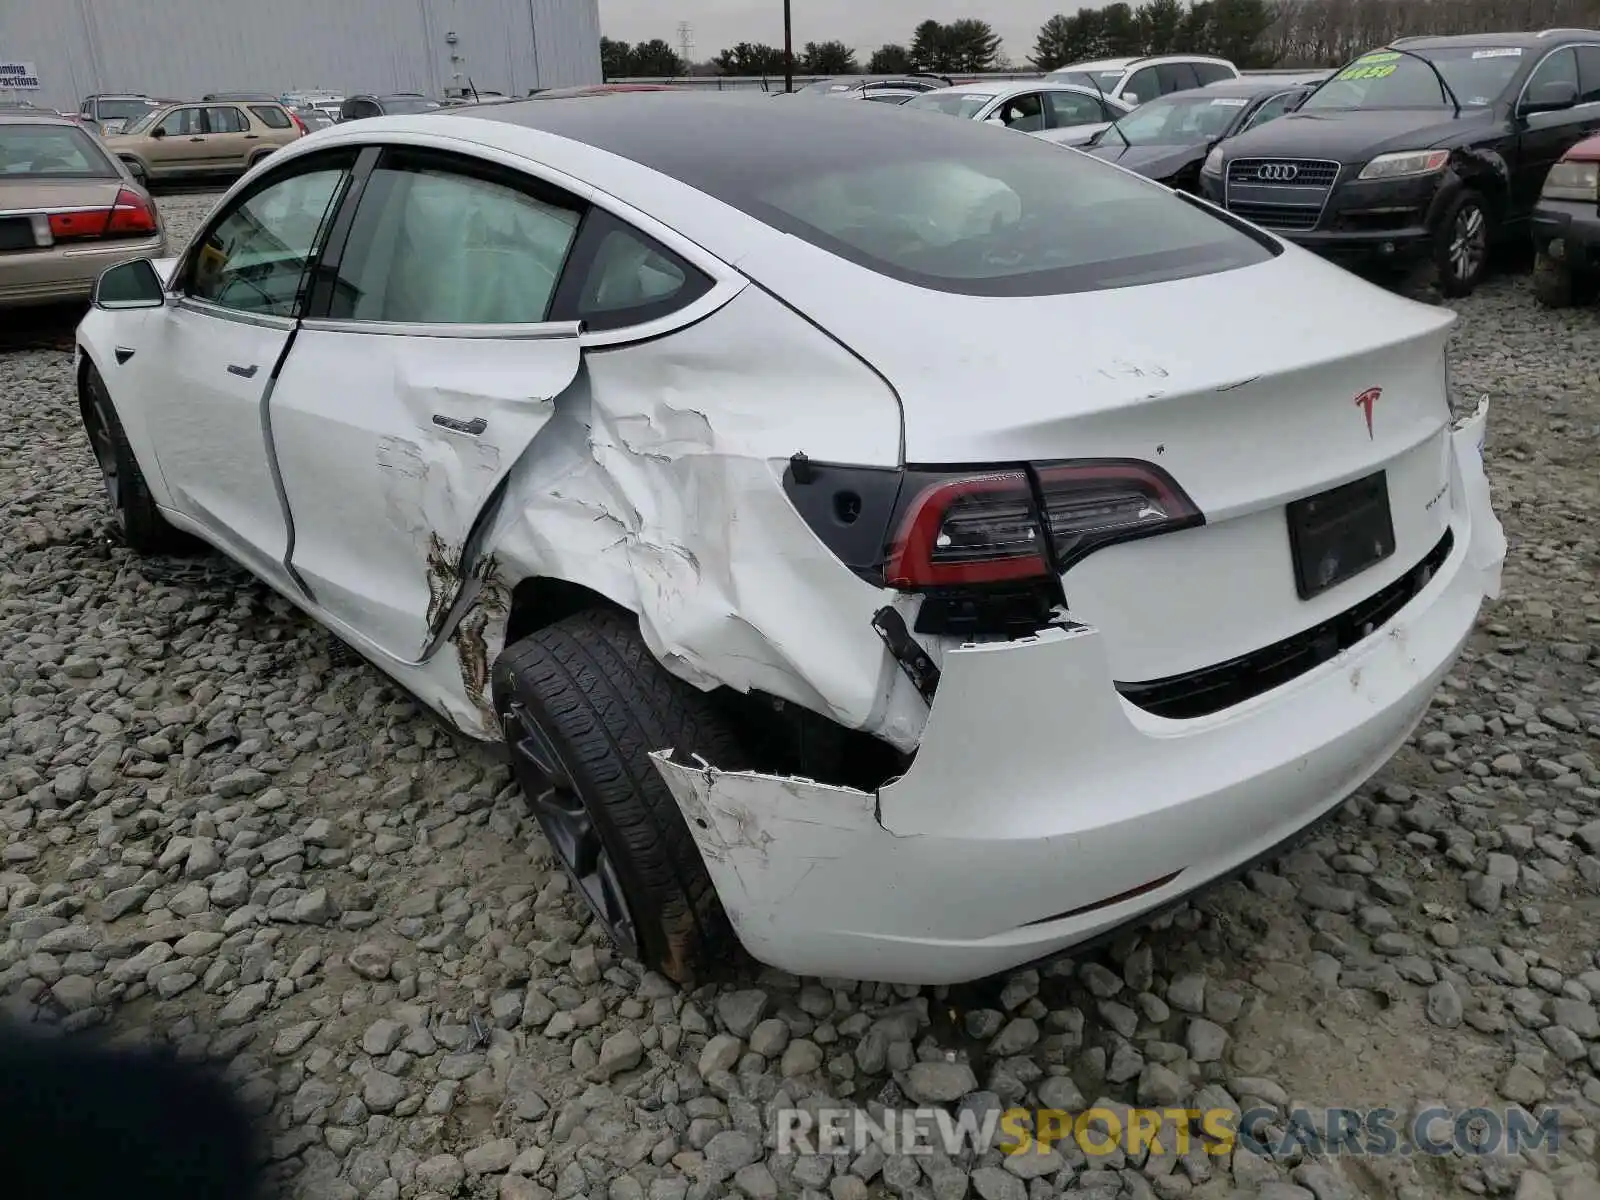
{"left": 905, "top": 1061, "right": 978, "bottom": 1103}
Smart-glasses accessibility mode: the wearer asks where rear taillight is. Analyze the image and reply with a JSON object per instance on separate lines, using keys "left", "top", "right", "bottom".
{"left": 1034, "top": 460, "right": 1202, "bottom": 571}
{"left": 289, "top": 111, "right": 308, "bottom": 132}
{"left": 46, "top": 188, "right": 157, "bottom": 242}
{"left": 883, "top": 460, "right": 1200, "bottom": 590}
{"left": 886, "top": 471, "right": 1048, "bottom": 587}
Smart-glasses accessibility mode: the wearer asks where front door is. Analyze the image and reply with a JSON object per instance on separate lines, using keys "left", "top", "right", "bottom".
{"left": 1513, "top": 47, "right": 1600, "bottom": 219}
{"left": 268, "top": 147, "right": 586, "bottom": 660}
{"left": 138, "top": 151, "right": 355, "bottom": 580}
{"left": 146, "top": 105, "right": 208, "bottom": 176}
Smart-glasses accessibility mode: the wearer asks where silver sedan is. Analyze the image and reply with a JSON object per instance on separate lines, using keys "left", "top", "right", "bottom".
{"left": 904, "top": 80, "right": 1134, "bottom": 147}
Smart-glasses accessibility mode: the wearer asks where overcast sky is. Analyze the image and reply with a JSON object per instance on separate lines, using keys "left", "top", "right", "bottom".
{"left": 596, "top": 0, "right": 1067, "bottom": 64}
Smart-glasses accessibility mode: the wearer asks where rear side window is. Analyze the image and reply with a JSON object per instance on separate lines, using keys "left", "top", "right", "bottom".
{"left": 552, "top": 208, "right": 713, "bottom": 332}
{"left": 0, "top": 124, "right": 117, "bottom": 177}
{"left": 250, "top": 105, "right": 292, "bottom": 129}
{"left": 206, "top": 106, "right": 247, "bottom": 133}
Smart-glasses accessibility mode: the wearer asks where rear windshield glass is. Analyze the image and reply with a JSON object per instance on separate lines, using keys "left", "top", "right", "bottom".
{"left": 1301, "top": 47, "right": 1524, "bottom": 110}
{"left": 905, "top": 92, "right": 996, "bottom": 118}
{"left": 382, "top": 98, "right": 442, "bottom": 114}
{"left": 717, "top": 116, "right": 1270, "bottom": 294}
{"left": 0, "top": 124, "right": 117, "bottom": 177}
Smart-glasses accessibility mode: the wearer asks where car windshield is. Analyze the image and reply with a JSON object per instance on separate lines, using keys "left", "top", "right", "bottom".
{"left": 382, "top": 97, "right": 442, "bottom": 113}
{"left": 1300, "top": 46, "right": 1524, "bottom": 111}
{"left": 739, "top": 126, "right": 1271, "bottom": 294}
{"left": 97, "top": 99, "right": 157, "bottom": 123}
{"left": 905, "top": 92, "right": 997, "bottom": 119}
{"left": 0, "top": 124, "right": 117, "bottom": 177}
{"left": 1106, "top": 93, "right": 1249, "bottom": 145}
{"left": 1052, "top": 70, "right": 1125, "bottom": 94}
{"left": 796, "top": 80, "right": 858, "bottom": 95}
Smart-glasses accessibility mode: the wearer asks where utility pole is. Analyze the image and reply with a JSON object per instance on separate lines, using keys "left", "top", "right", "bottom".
{"left": 676, "top": 21, "right": 694, "bottom": 70}
{"left": 783, "top": 0, "right": 793, "bottom": 92}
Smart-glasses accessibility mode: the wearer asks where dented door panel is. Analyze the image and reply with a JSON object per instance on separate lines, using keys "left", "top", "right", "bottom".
{"left": 266, "top": 324, "right": 581, "bottom": 662}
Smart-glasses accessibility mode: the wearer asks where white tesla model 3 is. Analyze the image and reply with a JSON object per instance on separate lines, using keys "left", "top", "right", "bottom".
{"left": 75, "top": 93, "right": 1505, "bottom": 986}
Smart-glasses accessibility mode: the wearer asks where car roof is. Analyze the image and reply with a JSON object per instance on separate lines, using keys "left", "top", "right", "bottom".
{"left": 1187, "top": 77, "right": 1308, "bottom": 98}
{"left": 1389, "top": 30, "right": 1596, "bottom": 50}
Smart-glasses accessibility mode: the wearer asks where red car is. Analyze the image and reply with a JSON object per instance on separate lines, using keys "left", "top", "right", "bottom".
{"left": 1532, "top": 133, "right": 1600, "bottom": 308}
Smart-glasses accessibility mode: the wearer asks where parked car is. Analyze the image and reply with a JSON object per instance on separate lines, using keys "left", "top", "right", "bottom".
{"left": 202, "top": 92, "right": 280, "bottom": 103}
{"left": 74, "top": 92, "right": 1505, "bottom": 986}
{"left": 292, "top": 105, "right": 336, "bottom": 131}
{"left": 792, "top": 75, "right": 952, "bottom": 101}
{"left": 0, "top": 111, "right": 165, "bottom": 308}
{"left": 339, "top": 93, "right": 442, "bottom": 120}
{"left": 76, "top": 94, "right": 165, "bottom": 135}
{"left": 103, "top": 101, "right": 304, "bottom": 185}
{"left": 1085, "top": 77, "right": 1315, "bottom": 191}
{"left": 1200, "top": 31, "right": 1600, "bottom": 296}
{"left": 1046, "top": 55, "right": 1240, "bottom": 106}
{"left": 905, "top": 80, "right": 1133, "bottom": 148}
{"left": 1531, "top": 131, "right": 1600, "bottom": 305}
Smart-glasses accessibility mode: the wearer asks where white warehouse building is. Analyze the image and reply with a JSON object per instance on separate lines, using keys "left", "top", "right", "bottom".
{"left": 1, "top": 0, "right": 602, "bottom": 113}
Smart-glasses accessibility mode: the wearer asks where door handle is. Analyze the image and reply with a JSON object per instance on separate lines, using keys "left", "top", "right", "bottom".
{"left": 189, "top": 136, "right": 206, "bottom": 142}
{"left": 244, "top": 133, "right": 260, "bottom": 139}
{"left": 227, "top": 363, "right": 259, "bottom": 379}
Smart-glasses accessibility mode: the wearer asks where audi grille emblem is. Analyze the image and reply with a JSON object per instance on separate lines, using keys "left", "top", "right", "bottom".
{"left": 1256, "top": 162, "right": 1300, "bottom": 182}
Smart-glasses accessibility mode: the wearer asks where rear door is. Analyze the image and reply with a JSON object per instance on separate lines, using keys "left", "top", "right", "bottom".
{"left": 267, "top": 146, "right": 587, "bottom": 660}
{"left": 203, "top": 105, "right": 254, "bottom": 172}
{"left": 1156, "top": 62, "right": 1201, "bottom": 95}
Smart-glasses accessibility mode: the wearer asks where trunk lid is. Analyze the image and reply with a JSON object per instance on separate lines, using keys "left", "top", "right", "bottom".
{"left": 743, "top": 241, "right": 1459, "bottom": 687}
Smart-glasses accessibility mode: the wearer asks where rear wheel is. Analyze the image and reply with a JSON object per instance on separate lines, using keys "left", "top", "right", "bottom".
{"left": 1532, "top": 249, "right": 1598, "bottom": 309}
{"left": 1433, "top": 189, "right": 1492, "bottom": 298}
{"left": 491, "top": 608, "right": 745, "bottom": 983}
{"left": 80, "top": 364, "right": 183, "bottom": 554}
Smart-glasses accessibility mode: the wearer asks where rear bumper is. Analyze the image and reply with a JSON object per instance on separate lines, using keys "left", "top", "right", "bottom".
{"left": 652, "top": 403, "right": 1505, "bottom": 985}
{"left": 0, "top": 235, "right": 167, "bottom": 308}
{"left": 1532, "top": 198, "right": 1600, "bottom": 273}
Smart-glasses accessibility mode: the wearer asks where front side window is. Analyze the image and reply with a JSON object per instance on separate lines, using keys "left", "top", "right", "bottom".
{"left": 1525, "top": 48, "right": 1579, "bottom": 100}
{"left": 1302, "top": 46, "right": 1526, "bottom": 111}
{"left": 1045, "top": 90, "right": 1105, "bottom": 126}
{"left": 1123, "top": 67, "right": 1159, "bottom": 103}
{"left": 1242, "top": 91, "right": 1300, "bottom": 131}
{"left": 328, "top": 158, "right": 580, "bottom": 324}
{"left": 189, "top": 164, "right": 349, "bottom": 316}
{"left": 995, "top": 93, "right": 1046, "bottom": 131}
{"left": 158, "top": 108, "right": 204, "bottom": 137}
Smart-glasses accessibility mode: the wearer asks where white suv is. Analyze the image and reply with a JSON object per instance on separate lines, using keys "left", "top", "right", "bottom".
{"left": 1046, "top": 55, "right": 1239, "bottom": 105}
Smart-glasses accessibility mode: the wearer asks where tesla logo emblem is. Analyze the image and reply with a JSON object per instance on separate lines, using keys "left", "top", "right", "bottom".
{"left": 1258, "top": 162, "right": 1300, "bottom": 181}
{"left": 1354, "top": 387, "right": 1382, "bottom": 439}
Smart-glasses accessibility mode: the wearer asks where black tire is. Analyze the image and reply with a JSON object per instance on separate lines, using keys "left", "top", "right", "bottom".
{"left": 1533, "top": 250, "right": 1575, "bottom": 308}
{"left": 491, "top": 608, "right": 746, "bottom": 983}
{"left": 80, "top": 364, "right": 184, "bottom": 554}
{"left": 121, "top": 158, "right": 147, "bottom": 186}
{"left": 1433, "top": 189, "right": 1492, "bottom": 298}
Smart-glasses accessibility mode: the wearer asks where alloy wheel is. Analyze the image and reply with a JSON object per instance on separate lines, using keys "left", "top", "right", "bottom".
{"left": 87, "top": 388, "right": 123, "bottom": 523}
{"left": 502, "top": 698, "right": 640, "bottom": 958}
{"left": 1449, "top": 203, "right": 1487, "bottom": 284}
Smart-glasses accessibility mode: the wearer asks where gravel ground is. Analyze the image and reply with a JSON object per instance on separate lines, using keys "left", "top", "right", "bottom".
{"left": 3, "top": 191, "right": 1600, "bottom": 1200}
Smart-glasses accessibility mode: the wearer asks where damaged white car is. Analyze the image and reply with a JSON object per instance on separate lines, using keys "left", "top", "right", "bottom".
{"left": 75, "top": 93, "right": 1506, "bottom": 987}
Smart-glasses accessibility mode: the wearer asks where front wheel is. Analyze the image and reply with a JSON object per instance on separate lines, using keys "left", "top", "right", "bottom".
{"left": 491, "top": 608, "right": 746, "bottom": 984}
{"left": 80, "top": 364, "right": 185, "bottom": 554}
{"left": 1434, "top": 190, "right": 1492, "bottom": 298}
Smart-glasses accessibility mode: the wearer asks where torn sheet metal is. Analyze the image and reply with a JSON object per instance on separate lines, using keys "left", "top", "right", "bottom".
{"left": 647, "top": 411, "right": 1507, "bottom": 984}
{"left": 482, "top": 287, "right": 929, "bottom": 746}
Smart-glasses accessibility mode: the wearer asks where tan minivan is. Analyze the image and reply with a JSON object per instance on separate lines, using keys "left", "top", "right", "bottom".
{"left": 104, "top": 101, "right": 303, "bottom": 185}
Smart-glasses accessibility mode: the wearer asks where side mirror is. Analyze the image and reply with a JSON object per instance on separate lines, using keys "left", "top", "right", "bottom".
{"left": 1123, "top": 92, "right": 1142, "bottom": 105}
{"left": 1521, "top": 79, "right": 1578, "bottom": 115}
{"left": 94, "top": 259, "right": 166, "bottom": 310}
{"left": 149, "top": 126, "right": 165, "bottom": 138}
